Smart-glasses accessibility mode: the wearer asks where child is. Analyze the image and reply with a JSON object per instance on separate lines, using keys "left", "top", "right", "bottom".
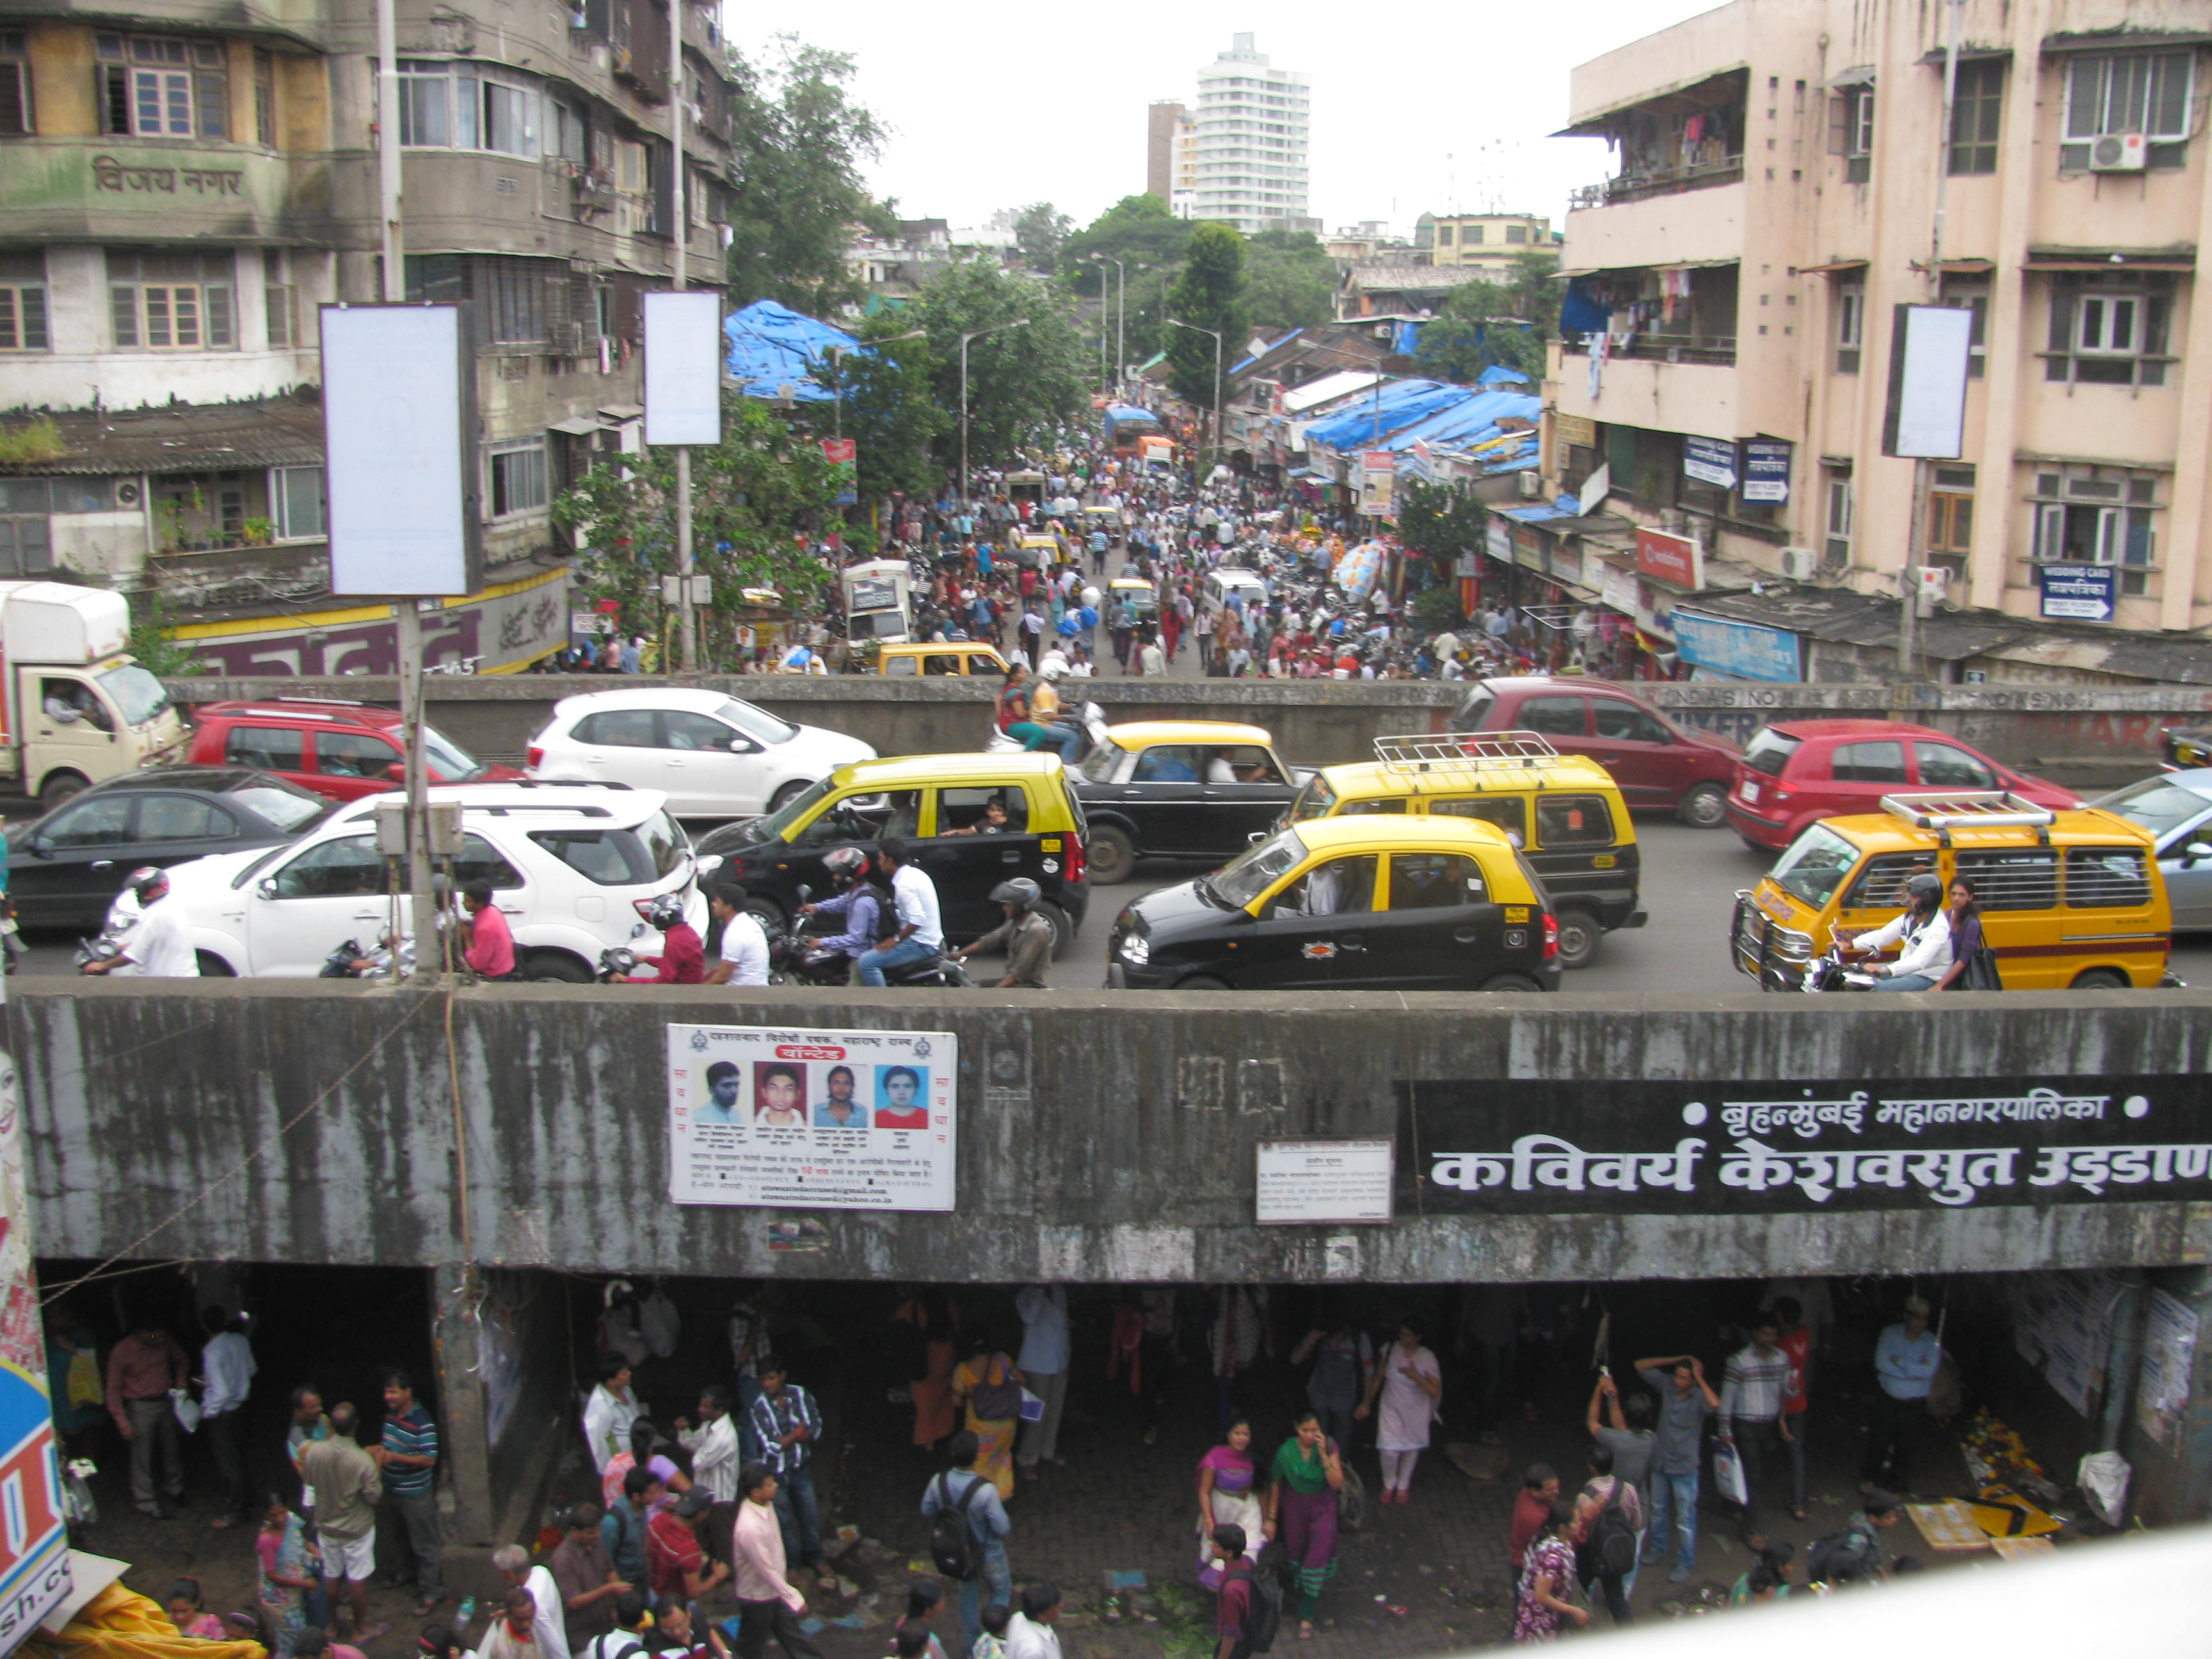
{"left": 165, "top": 1580, "right": 225, "bottom": 1640}
{"left": 970, "top": 1603, "right": 1011, "bottom": 1659}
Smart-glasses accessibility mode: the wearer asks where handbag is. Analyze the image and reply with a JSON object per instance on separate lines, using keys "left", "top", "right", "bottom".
{"left": 1956, "top": 942, "right": 2003, "bottom": 991}
{"left": 970, "top": 1357, "right": 1023, "bottom": 1421}
{"left": 1712, "top": 1439, "right": 1749, "bottom": 1507}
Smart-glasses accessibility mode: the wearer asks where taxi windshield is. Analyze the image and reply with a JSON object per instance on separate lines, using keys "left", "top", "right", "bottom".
{"left": 1288, "top": 775, "right": 1338, "bottom": 823}
{"left": 1079, "top": 742, "right": 1127, "bottom": 784}
{"left": 1208, "top": 828, "right": 1308, "bottom": 908}
{"left": 754, "top": 777, "right": 834, "bottom": 840}
{"left": 1770, "top": 823, "right": 1863, "bottom": 909}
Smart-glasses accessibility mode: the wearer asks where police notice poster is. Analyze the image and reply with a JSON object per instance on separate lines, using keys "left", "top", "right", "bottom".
{"left": 667, "top": 1024, "right": 958, "bottom": 1211}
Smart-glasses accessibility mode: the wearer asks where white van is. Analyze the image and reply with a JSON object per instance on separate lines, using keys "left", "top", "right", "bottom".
{"left": 1203, "top": 568, "right": 1269, "bottom": 614}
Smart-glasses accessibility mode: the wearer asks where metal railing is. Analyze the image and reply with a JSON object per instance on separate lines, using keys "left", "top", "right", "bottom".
{"left": 1569, "top": 157, "right": 1745, "bottom": 209}
{"left": 1559, "top": 334, "right": 1737, "bottom": 367}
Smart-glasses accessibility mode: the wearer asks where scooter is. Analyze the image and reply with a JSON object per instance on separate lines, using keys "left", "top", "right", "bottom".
{"left": 986, "top": 698, "right": 1109, "bottom": 761}
{"left": 597, "top": 945, "right": 639, "bottom": 982}
{"left": 1800, "top": 942, "right": 1882, "bottom": 992}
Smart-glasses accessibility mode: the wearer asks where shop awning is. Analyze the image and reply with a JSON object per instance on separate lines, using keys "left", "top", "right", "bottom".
{"left": 549, "top": 416, "right": 602, "bottom": 437}
{"left": 1795, "top": 259, "right": 1869, "bottom": 275}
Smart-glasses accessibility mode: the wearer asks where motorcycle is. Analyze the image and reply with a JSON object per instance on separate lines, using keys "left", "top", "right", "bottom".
{"left": 776, "top": 885, "right": 972, "bottom": 989}
{"left": 597, "top": 946, "right": 639, "bottom": 982}
{"left": 73, "top": 910, "right": 130, "bottom": 974}
{"left": 319, "top": 938, "right": 371, "bottom": 979}
{"left": 986, "top": 698, "right": 1109, "bottom": 762}
{"left": 1799, "top": 941, "right": 1882, "bottom": 992}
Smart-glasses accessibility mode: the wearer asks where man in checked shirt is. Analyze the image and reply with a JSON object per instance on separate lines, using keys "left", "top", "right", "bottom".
{"left": 1718, "top": 1312, "right": 1802, "bottom": 1539}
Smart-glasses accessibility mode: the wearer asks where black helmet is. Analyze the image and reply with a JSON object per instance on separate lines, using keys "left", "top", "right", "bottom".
{"left": 126, "top": 866, "right": 170, "bottom": 904}
{"left": 989, "top": 878, "right": 1040, "bottom": 914}
{"left": 1905, "top": 872, "right": 1944, "bottom": 907}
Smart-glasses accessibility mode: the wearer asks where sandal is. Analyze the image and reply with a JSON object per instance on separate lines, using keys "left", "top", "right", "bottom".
{"left": 1297, "top": 1621, "right": 1315, "bottom": 1641}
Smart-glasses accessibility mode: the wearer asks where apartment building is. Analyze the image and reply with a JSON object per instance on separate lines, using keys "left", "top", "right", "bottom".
{"left": 1544, "top": 0, "right": 2212, "bottom": 645}
{"left": 1415, "top": 212, "right": 1557, "bottom": 272}
{"left": 0, "top": 0, "right": 735, "bottom": 671}
{"left": 1145, "top": 99, "right": 1198, "bottom": 216}
{"left": 1190, "top": 33, "right": 1310, "bottom": 234}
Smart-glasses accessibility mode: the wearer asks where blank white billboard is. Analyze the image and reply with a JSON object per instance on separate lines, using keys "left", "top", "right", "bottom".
{"left": 321, "top": 305, "right": 472, "bottom": 597}
{"left": 1883, "top": 304, "right": 1973, "bottom": 460}
{"left": 645, "top": 291, "right": 725, "bottom": 447}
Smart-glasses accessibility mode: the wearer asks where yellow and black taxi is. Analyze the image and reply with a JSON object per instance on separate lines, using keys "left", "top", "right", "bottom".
{"left": 695, "top": 752, "right": 1087, "bottom": 953}
{"left": 878, "top": 642, "right": 1011, "bottom": 678}
{"left": 1106, "top": 816, "right": 1560, "bottom": 993}
{"left": 1281, "top": 731, "right": 1643, "bottom": 969}
{"left": 1731, "top": 790, "right": 2172, "bottom": 991}
{"left": 1073, "top": 721, "right": 1310, "bottom": 884}
{"left": 2161, "top": 725, "right": 2212, "bottom": 771}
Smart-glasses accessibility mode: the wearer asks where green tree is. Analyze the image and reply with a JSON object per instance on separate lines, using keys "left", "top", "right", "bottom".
{"left": 552, "top": 394, "right": 840, "bottom": 667}
{"left": 1416, "top": 250, "right": 1561, "bottom": 383}
{"left": 1242, "top": 228, "right": 1334, "bottom": 337}
{"left": 1394, "top": 477, "right": 1489, "bottom": 597}
{"left": 833, "top": 314, "right": 949, "bottom": 504}
{"left": 723, "top": 38, "right": 888, "bottom": 316}
{"left": 910, "top": 262, "right": 1088, "bottom": 478}
{"left": 1011, "top": 202, "right": 1074, "bottom": 273}
{"left": 1165, "top": 222, "right": 1246, "bottom": 412}
{"left": 1060, "top": 193, "right": 1194, "bottom": 297}
{"left": 126, "top": 589, "right": 210, "bottom": 677}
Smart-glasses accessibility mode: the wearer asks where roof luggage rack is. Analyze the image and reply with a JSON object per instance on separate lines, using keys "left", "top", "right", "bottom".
{"left": 1372, "top": 730, "right": 1560, "bottom": 772}
{"left": 1880, "top": 790, "right": 2056, "bottom": 846}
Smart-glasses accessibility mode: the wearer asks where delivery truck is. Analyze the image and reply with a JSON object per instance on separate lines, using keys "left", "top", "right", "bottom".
{"left": 839, "top": 559, "right": 916, "bottom": 648}
{"left": 0, "top": 582, "right": 185, "bottom": 802}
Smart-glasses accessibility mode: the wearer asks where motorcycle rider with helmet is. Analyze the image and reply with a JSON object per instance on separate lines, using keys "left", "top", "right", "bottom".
{"left": 796, "top": 847, "right": 885, "bottom": 981}
{"left": 1835, "top": 870, "right": 1953, "bottom": 992}
{"left": 1022, "top": 662, "right": 1086, "bottom": 765}
{"left": 609, "top": 892, "right": 705, "bottom": 983}
{"left": 952, "top": 878, "right": 1054, "bottom": 989}
{"left": 81, "top": 867, "right": 198, "bottom": 977}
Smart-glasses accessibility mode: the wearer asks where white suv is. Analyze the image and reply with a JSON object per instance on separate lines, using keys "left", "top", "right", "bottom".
{"left": 526, "top": 688, "right": 874, "bottom": 819}
{"left": 166, "top": 781, "right": 705, "bottom": 979}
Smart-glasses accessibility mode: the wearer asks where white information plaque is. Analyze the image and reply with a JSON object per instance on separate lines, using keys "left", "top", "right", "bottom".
{"left": 1256, "top": 1139, "right": 1395, "bottom": 1225}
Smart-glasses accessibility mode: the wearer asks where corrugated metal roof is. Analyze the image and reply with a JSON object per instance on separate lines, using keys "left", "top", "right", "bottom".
{"left": 1, "top": 396, "right": 326, "bottom": 476}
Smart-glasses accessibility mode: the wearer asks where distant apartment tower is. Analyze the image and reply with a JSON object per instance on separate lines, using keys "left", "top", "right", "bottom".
{"left": 1190, "top": 33, "right": 1309, "bottom": 233}
{"left": 1147, "top": 100, "right": 1183, "bottom": 200}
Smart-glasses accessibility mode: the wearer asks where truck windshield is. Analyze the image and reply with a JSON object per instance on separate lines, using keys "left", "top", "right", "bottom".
{"left": 98, "top": 664, "right": 170, "bottom": 726}
{"left": 1769, "top": 824, "right": 1861, "bottom": 909}
{"left": 855, "top": 612, "right": 908, "bottom": 639}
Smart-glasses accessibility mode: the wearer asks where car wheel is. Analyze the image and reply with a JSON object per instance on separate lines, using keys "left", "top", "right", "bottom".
{"left": 1087, "top": 824, "right": 1137, "bottom": 885}
{"left": 1479, "top": 973, "right": 1543, "bottom": 993}
{"left": 1034, "top": 900, "right": 1073, "bottom": 959}
{"left": 769, "top": 781, "right": 812, "bottom": 813}
{"left": 1174, "top": 974, "right": 1231, "bottom": 991}
{"left": 195, "top": 951, "right": 236, "bottom": 977}
{"left": 1677, "top": 781, "right": 1728, "bottom": 828}
{"left": 2070, "top": 967, "right": 2130, "bottom": 990}
{"left": 1553, "top": 910, "right": 1601, "bottom": 971}
{"left": 39, "top": 772, "right": 86, "bottom": 807}
{"left": 522, "top": 950, "right": 593, "bottom": 983}
{"left": 743, "top": 898, "right": 787, "bottom": 931}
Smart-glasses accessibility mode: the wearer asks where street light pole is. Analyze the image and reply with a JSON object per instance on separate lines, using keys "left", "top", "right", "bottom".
{"left": 959, "top": 317, "right": 1032, "bottom": 507}
{"left": 1112, "top": 259, "right": 1126, "bottom": 394}
{"left": 668, "top": 8, "right": 696, "bottom": 672}
{"left": 1164, "top": 317, "right": 1222, "bottom": 479}
{"left": 1091, "top": 260, "right": 1110, "bottom": 392}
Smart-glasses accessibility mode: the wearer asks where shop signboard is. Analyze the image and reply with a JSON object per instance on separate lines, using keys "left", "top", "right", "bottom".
{"left": 1683, "top": 435, "right": 1739, "bottom": 490}
{"left": 1486, "top": 520, "right": 1511, "bottom": 564}
{"left": 1742, "top": 439, "right": 1792, "bottom": 503}
{"left": 821, "top": 437, "right": 858, "bottom": 507}
{"left": 1673, "top": 610, "right": 1802, "bottom": 682}
{"left": 1635, "top": 526, "right": 1703, "bottom": 589}
{"left": 1256, "top": 1139, "right": 1395, "bottom": 1225}
{"left": 2039, "top": 563, "right": 2116, "bottom": 622}
{"left": 0, "top": 1052, "right": 71, "bottom": 1655}
{"left": 1360, "top": 450, "right": 1395, "bottom": 518}
{"left": 1400, "top": 1074, "right": 2212, "bottom": 1216}
{"left": 1553, "top": 412, "right": 1598, "bottom": 451}
{"left": 666, "top": 1024, "right": 958, "bottom": 1211}
{"left": 1550, "top": 543, "right": 1584, "bottom": 588}
{"left": 1599, "top": 561, "right": 1639, "bottom": 617}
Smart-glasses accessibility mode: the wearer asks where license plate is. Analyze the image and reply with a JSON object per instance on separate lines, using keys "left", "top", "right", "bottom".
{"left": 1740, "top": 781, "right": 1760, "bottom": 803}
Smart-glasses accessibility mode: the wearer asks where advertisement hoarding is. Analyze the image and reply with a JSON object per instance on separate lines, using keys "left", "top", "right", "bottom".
{"left": 1673, "top": 610, "right": 1803, "bottom": 682}
{"left": 0, "top": 1051, "right": 72, "bottom": 1655}
{"left": 1635, "top": 526, "right": 1704, "bottom": 589}
{"left": 643, "top": 291, "right": 725, "bottom": 447}
{"left": 2039, "top": 563, "right": 2117, "bottom": 622}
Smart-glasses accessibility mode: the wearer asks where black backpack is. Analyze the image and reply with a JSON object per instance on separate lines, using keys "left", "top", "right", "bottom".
{"left": 1226, "top": 1559, "right": 1282, "bottom": 1654}
{"left": 1591, "top": 1480, "right": 1639, "bottom": 1578}
{"left": 929, "top": 1473, "right": 985, "bottom": 1580}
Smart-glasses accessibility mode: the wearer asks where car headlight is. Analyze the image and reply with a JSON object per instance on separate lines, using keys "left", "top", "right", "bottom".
{"left": 1118, "top": 934, "right": 1150, "bottom": 966}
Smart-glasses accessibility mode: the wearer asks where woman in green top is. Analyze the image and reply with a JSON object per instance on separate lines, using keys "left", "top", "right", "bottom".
{"left": 1263, "top": 1411, "right": 1345, "bottom": 1639}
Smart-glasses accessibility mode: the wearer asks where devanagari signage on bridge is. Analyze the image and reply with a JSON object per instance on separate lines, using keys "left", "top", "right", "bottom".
{"left": 1399, "top": 1077, "right": 2211, "bottom": 1214}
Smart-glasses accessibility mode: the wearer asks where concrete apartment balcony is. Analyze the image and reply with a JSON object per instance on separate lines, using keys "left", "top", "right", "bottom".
{"left": 1554, "top": 339, "right": 1738, "bottom": 438}
{"left": 0, "top": 138, "right": 335, "bottom": 244}
{"left": 1563, "top": 176, "right": 1745, "bottom": 274}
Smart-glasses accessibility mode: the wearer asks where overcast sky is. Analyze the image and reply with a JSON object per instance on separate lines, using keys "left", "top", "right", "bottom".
{"left": 729, "top": 0, "right": 1723, "bottom": 237}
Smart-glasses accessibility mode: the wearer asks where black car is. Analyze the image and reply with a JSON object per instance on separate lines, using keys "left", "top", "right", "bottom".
{"left": 7, "top": 766, "right": 332, "bottom": 929}
{"left": 1072, "top": 721, "right": 1310, "bottom": 884}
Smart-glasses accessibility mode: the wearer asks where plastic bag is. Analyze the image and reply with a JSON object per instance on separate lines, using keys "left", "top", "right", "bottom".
{"left": 170, "top": 1387, "right": 200, "bottom": 1434}
{"left": 1018, "top": 1388, "right": 1045, "bottom": 1423}
{"left": 2078, "top": 1451, "right": 2130, "bottom": 1528}
{"left": 1713, "top": 1439, "right": 1749, "bottom": 1507}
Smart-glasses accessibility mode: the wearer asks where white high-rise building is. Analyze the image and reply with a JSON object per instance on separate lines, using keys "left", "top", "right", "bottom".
{"left": 1190, "top": 33, "right": 1310, "bottom": 233}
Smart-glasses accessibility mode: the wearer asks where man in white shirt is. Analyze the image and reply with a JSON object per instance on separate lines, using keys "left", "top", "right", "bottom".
{"left": 705, "top": 885, "right": 770, "bottom": 987}
{"left": 581, "top": 1355, "right": 640, "bottom": 1473}
{"left": 82, "top": 868, "right": 198, "bottom": 977}
{"left": 1006, "top": 1585, "right": 1064, "bottom": 1659}
{"left": 677, "top": 1384, "right": 741, "bottom": 1502}
{"left": 493, "top": 1543, "right": 572, "bottom": 1659}
{"left": 1839, "top": 872, "right": 1952, "bottom": 991}
{"left": 733, "top": 1462, "right": 819, "bottom": 1659}
{"left": 198, "top": 1306, "right": 256, "bottom": 1527}
{"left": 858, "top": 842, "right": 942, "bottom": 987}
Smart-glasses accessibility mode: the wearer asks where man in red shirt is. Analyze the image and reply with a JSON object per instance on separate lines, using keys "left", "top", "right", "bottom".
{"left": 647, "top": 1488, "right": 728, "bottom": 1607}
{"left": 461, "top": 883, "right": 517, "bottom": 980}
{"left": 1213, "top": 1525, "right": 1255, "bottom": 1659}
{"left": 1507, "top": 1463, "right": 1560, "bottom": 1580}
{"left": 106, "top": 1319, "right": 188, "bottom": 1519}
{"left": 612, "top": 895, "right": 703, "bottom": 984}
{"left": 1775, "top": 1295, "right": 1813, "bottom": 1518}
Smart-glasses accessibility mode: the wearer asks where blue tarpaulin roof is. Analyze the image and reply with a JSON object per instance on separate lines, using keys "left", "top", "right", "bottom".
{"left": 1477, "top": 364, "right": 1531, "bottom": 386}
{"left": 1373, "top": 388, "right": 1541, "bottom": 454}
{"left": 1302, "top": 379, "right": 1466, "bottom": 451}
{"left": 1105, "top": 403, "right": 1160, "bottom": 426}
{"left": 723, "top": 300, "right": 862, "bottom": 403}
{"left": 1232, "top": 327, "right": 1303, "bottom": 376}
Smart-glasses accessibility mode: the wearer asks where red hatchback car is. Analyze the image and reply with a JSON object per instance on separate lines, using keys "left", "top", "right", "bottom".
{"left": 1450, "top": 677, "right": 1743, "bottom": 825}
{"left": 1724, "top": 719, "right": 2082, "bottom": 850}
{"left": 186, "top": 698, "right": 522, "bottom": 803}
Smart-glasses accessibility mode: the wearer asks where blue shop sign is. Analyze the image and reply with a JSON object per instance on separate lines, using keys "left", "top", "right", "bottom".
{"left": 1742, "top": 438, "right": 1792, "bottom": 503}
{"left": 1682, "top": 436, "right": 1738, "bottom": 490}
{"left": 1674, "top": 610, "right": 1802, "bottom": 682}
{"left": 2039, "top": 563, "right": 2115, "bottom": 623}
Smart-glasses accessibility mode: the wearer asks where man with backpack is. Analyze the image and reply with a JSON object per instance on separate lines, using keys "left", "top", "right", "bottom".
{"left": 1213, "top": 1525, "right": 1279, "bottom": 1659}
{"left": 921, "top": 1431, "right": 1012, "bottom": 1657}
{"left": 579, "top": 1590, "right": 650, "bottom": 1659}
{"left": 1571, "top": 1442, "right": 1642, "bottom": 1626}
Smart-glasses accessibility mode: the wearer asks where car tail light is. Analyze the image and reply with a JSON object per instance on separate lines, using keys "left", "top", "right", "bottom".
{"left": 1542, "top": 913, "right": 1559, "bottom": 960}
{"left": 1066, "top": 835, "right": 1086, "bottom": 885}
{"left": 526, "top": 744, "right": 544, "bottom": 769}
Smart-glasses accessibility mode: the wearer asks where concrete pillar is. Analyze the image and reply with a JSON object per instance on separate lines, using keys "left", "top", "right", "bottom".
{"left": 430, "top": 1262, "right": 497, "bottom": 1546}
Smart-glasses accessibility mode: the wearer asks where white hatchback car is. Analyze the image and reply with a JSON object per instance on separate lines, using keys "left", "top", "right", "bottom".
{"left": 166, "top": 781, "right": 705, "bottom": 980}
{"left": 525, "top": 688, "right": 875, "bottom": 819}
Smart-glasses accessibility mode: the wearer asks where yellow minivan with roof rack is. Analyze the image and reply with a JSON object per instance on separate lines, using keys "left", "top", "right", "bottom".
{"left": 1281, "top": 730, "right": 1644, "bottom": 970}
{"left": 1731, "top": 790, "right": 2172, "bottom": 991}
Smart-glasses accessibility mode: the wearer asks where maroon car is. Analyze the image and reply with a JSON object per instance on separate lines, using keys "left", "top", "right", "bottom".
{"left": 1448, "top": 677, "right": 1742, "bottom": 826}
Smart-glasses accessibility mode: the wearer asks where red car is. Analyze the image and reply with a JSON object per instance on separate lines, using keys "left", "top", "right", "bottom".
{"left": 1450, "top": 677, "right": 1743, "bottom": 826}
{"left": 1724, "top": 719, "right": 2081, "bottom": 851}
{"left": 186, "top": 698, "right": 522, "bottom": 803}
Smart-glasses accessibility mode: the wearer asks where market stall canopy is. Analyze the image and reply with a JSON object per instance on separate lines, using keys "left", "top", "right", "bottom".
{"left": 723, "top": 300, "right": 863, "bottom": 403}
{"left": 1105, "top": 403, "right": 1159, "bottom": 424}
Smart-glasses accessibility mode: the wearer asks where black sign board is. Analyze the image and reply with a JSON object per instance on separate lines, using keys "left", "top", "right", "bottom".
{"left": 1397, "top": 1077, "right": 2212, "bottom": 1215}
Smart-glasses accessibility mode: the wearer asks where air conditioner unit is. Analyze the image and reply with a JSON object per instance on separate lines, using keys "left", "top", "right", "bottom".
{"left": 2090, "top": 132, "right": 2148, "bottom": 172}
{"left": 1779, "top": 546, "right": 1819, "bottom": 581}
{"left": 1517, "top": 470, "right": 1543, "bottom": 499}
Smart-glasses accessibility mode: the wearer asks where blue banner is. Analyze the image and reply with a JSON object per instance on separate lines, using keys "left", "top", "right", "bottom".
{"left": 2039, "top": 563, "right": 2115, "bottom": 622}
{"left": 1742, "top": 438, "right": 1791, "bottom": 503}
{"left": 1673, "top": 610, "right": 1802, "bottom": 682}
{"left": 1682, "top": 436, "right": 1738, "bottom": 490}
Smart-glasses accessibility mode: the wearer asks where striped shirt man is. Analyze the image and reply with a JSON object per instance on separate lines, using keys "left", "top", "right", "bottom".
{"left": 746, "top": 1383, "right": 821, "bottom": 1476}
{"left": 1719, "top": 1338, "right": 1795, "bottom": 1431}
{"left": 380, "top": 1402, "right": 439, "bottom": 1496}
